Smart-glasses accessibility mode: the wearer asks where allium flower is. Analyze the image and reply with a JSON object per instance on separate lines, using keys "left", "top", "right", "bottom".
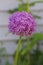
{"left": 8, "top": 11, "right": 35, "bottom": 36}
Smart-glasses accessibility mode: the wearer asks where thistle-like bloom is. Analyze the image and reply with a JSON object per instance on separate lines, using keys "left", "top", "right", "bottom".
{"left": 8, "top": 11, "right": 35, "bottom": 36}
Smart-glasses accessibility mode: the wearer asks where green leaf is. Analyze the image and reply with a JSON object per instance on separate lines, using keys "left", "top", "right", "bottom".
{"left": 33, "top": 33, "right": 43, "bottom": 40}
{"left": 21, "top": 33, "right": 43, "bottom": 56}
{"left": 33, "top": 15, "right": 41, "bottom": 19}
{"left": 30, "top": 33, "right": 43, "bottom": 50}
{"left": 8, "top": 8, "right": 18, "bottom": 14}
{"left": 30, "top": 1, "right": 43, "bottom": 6}
{"left": 18, "top": 4, "right": 29, "bottom": 12}
{"left": 30, "top": 50, "right": 42, "bottom": 65}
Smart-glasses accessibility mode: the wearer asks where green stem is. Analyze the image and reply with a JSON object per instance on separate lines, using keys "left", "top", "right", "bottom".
{"left": 26, "top": 0, "right": 30, "bottom": 12}
{"left": 14, "top": 36, "right": 22, "bottom": 65}
{"left": 26, "top": 36, "right": 30, "bottom": 65}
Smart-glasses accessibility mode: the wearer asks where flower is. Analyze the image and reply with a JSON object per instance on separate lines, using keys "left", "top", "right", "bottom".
{"left": 8, "top": 11, "right": 35, "bottom": 36}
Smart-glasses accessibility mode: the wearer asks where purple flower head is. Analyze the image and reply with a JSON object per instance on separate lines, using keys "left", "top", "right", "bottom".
{"left": 8, "top": 11, "right": 36, "bottom": 36}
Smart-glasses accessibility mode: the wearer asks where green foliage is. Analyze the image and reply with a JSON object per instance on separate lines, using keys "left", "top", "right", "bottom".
{"left": 30, "top": 1, "right": 43, "bottom": 6}
{"left": 8, "top": 8, "right": 18, "bottom": 14}
{"left": 0, "top": 43, "right": 11, "bottom": 65}
{"left": 5, "top": 61, "right": 11, "bottom": 65}
{"left": 13, "top": 33, "right": 43, "bottom": 65}
{"left": 0, "top": 43, "right": 6, "bottom": 55}
{"left": 18, "top": 4, "right": 29, "bottom": 12}
{"left": 33, "top": 15, "right": 41, "bottom": 19}
{"left": 8, "top": 0, "right": 43, "bottom": 19}
{"left": 30, "top": 50, "right": 43, "bottom": 65}
{"left": 21, "top": 33, "right": 43, "bottom": 56}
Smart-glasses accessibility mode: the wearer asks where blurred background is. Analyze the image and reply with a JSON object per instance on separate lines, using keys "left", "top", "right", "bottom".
{"left": 0, "top": 0, "right": 43, "bottom": 65}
